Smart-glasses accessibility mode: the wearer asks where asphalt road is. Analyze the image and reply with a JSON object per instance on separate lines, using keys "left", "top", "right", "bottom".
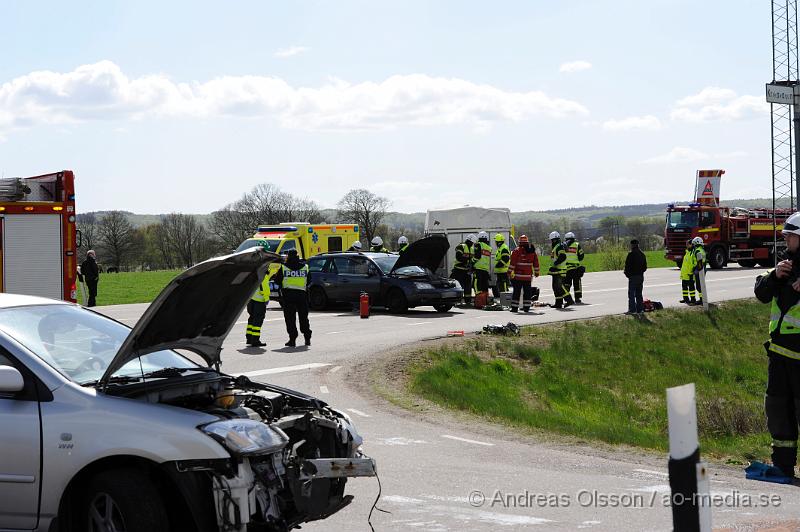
{"left": 97, "top": 264, "right": 800, "bottom": 531}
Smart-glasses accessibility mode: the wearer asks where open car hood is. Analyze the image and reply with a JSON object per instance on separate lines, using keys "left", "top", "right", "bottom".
{"left": 99, "top": 248, "right": 282, "bottom": 385}
{"left": 390, "top": 236, "right": 450, "bottom": 273}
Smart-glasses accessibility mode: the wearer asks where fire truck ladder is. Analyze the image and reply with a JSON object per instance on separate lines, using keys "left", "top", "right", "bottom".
{"left": 770, "top": 0, "right": 800, "bottom": 262}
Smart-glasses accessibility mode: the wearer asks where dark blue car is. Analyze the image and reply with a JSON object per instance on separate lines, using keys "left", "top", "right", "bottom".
{"left": 306, "top": 237, "right": 463, "bottom": 313}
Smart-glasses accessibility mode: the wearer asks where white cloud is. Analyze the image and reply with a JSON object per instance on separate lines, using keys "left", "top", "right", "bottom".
{"left": 559, "top": 60, "right": 592, "bottom": 73}
{"left": 671, "top": 86, "right": 767, "bottom": 123}
{"left": 601, "top": 115, "right": 662, "bottom": 132}
{"left": 0, "top": 61, "right": 589, "bottom": 136}
{"left": 372, "top": 180, "right": 434, "bottom": 192}
{"left": 274, "top": 46, "right": 310, "bottom": 58}
{"left": 641, "top": 146, "right": 748, "bottom": 164}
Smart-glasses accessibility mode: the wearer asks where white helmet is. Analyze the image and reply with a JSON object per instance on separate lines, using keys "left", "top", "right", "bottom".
{"left": 549, "top": 231, "right": 560, "bottom": 240}
{"left": 465, "top": 234, "right": 476, "bottom": 243}
{"left": 478, "top": 231, "right": 489, "bottom": 241}
{"left": 692, "top": 236, "right": 703, "bottom": 245}
{"left": 353, "top": 241, "right": 362, "bottom": 249}
{"left": 398, "top": 236, "right": 409, "bottom": 245}
{"left": 565, "top": 232, "right": 575, "bottom": 239}
{"left": 783, "top": 212, "right": 800, "bottom": 236}
{"left": 371, "top": 236, "right": 383, "bottom": 246}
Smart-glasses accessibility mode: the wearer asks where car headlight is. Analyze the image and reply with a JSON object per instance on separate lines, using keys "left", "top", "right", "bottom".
{"left": 200, "top": 419, "right": 289, "bottom": 456}
{"left": 414, "top": 282, "right": 435, "bottom": 290}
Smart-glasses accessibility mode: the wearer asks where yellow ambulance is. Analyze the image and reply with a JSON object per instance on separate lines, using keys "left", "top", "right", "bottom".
{"left": 236, "top": 222, "right": 361, "bottom": 257}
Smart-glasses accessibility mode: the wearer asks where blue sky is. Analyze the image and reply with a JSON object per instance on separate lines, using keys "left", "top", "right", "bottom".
{"left": 0, "top": 0, "right": 775, "bottom": 214}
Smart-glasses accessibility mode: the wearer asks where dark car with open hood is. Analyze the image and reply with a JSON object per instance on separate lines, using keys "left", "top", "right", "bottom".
{"left": 306, "top": 236, "right": 463, "bottom": 313}
{"left": 0, "top": 247, "right": 375, "bottom": 532}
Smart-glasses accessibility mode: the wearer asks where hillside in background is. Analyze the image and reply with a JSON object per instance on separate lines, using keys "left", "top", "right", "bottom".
{"left": 107, "top": 197, "right": 788, "bottom": 229}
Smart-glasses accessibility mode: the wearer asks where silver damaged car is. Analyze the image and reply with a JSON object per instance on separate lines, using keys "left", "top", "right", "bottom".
{"left": 0, "top": 248, "right": 376, "bottom": 532}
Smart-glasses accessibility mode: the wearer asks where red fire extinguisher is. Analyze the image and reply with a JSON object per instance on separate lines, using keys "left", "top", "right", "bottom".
{"left": 360, "top": 291, "right": 370, "bottom": 319}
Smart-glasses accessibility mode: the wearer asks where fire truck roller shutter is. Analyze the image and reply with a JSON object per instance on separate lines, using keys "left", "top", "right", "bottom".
{"left": 3, "top": 214, "right": 63, "bottom": 299}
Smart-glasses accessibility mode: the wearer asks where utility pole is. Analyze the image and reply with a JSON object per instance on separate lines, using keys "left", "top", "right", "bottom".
{"left": 767, "top": 0, "right": 800, "bottom": 264}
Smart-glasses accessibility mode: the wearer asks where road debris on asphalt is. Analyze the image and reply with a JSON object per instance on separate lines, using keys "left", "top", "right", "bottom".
{"left": 481, "top": 322, "right": 521, "bottom": 335}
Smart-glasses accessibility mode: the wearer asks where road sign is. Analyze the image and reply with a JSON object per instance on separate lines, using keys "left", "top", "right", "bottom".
{"left": 766, "top": 83, "right": 795, "bottom": 104}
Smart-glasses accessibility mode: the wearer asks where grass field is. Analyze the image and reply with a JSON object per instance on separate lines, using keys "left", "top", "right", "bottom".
{"left": 77, "top": 270, "right": 183, "bottom": 306}
{"left": 409, "top": 299, "right": 771, "bottom": 462}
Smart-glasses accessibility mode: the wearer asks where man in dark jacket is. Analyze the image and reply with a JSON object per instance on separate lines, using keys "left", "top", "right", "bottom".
{"left": 754, "top": 212, "right": 800, "bottom": 478}
{"left": 80, "top": 250, "right": 100, "bottom": 307}
{"left": 623, "top": 239, "right": 647, "bottom": 315}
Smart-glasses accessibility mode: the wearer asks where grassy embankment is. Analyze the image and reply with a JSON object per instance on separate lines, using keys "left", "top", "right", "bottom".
{"left": 76, "top": 270, "right": 183, "bottom": 306}
{"left": 78, "top": 251, "right": 674, "bottom": 306}
{"left": 409, "top": 299, "right": 771, "bottom": 462}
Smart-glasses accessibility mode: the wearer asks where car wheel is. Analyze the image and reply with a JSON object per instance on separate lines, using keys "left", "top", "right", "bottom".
{"left": 737, "top": 259, "right": 757, "bottom": 268}
{"left": 309, "top": 286, "right": 328, "bottom": 310}
{"left": 86, "top": 469, "right": 169, "bottom": 532}
{"left": 708, "top": 245, "right": 726, "bottom": 269}
{"left": 433, "top": 304, "right": 452, "bottom": 313}
{"left": 387, "top": 289, "right": 408, "bottom": 313}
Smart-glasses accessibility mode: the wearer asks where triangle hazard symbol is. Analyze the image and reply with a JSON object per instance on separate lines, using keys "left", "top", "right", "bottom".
{"left": 702, "top": 179, "right": 714, "bottom": 195}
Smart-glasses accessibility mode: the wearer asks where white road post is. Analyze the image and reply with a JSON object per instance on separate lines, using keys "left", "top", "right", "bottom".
{"left": 666, "top": 383, "right": 711, "bottom": 532}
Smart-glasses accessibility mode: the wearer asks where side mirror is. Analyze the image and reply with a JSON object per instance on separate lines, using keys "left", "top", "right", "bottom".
{"left": 0, "top": 366, "right": 24, "bottom": 393}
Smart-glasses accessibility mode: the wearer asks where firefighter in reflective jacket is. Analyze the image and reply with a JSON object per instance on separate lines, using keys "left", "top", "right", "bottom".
{"left": 472, "top": 231, "right": 492, "bottom": 305}
{"left": 549, "top": 231, "right": 574, "bottom": 309}
{"left": 397, "top": 236, "right": 409, "bottom": 254}
{"left": 371, "top": 236, "right": 389, "bottom": 253}
{"left": 493, "top": 233, "right": 511, "bottom": 297}
{"left": 451, "top": 234, "right": 475, "bottom": 305}
{"left": 246, "top": 271, "right": 272, "bottom": 347}
{"left": 563, "top": 232, "right": 585, "bottom": 304}
{"left": 692, "top": 236, "right": 706, "bottom": 304}
{"left": 680, "top": 239, "right": 698, "bottom": 305}
{"left": 509, "top": 234, "right": 539, "bottom": 312}
{"left": 273, "top": 249, "right": 312, "bottom": 347}
{"left": 754, "top": 211, "right": 800, "bottom": 479}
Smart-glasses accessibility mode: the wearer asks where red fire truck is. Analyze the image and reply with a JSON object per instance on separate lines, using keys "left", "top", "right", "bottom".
{"left": 0, "top": 171, "right": 78, "bottom": 302}
{"left": 664, "top": 169, "right": 791, "bottom": 269}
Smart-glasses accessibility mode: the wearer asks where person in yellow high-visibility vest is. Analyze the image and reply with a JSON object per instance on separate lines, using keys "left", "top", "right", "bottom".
{"left": 472, "top": 231, "right": 492, "bottom": 307}
{"left": 273, "top": 249, "right": 312, "bottom": 347}
{"left": 679, "top": 239, "right": 698, "bottom": 305}
{"left": 548, "top": 231, "right": 574, "bottom": 309}
{"left": 563, "top": 232, "right": 585, "bottom": 304}
{"left": 246, "top": 241, "right": 273, "bottom": 347}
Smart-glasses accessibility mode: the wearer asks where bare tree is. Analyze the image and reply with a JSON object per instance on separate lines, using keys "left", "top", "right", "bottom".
{"left": 336, "top": 189, "right": 390, "bottom": 243}
{"left": 76, "top": 212, "right": 99, "bottom": 260}
{"left": 160, "top": 213, "right": 205, "bottom": 268}
{"left": 97, "top": 211, "right": 137, "bottom": 270}
{"left": 209, "top": 184, "right": 324, "bottom": 250}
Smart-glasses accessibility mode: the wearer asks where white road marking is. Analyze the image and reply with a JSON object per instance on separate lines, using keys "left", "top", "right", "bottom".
{"left": 441, "top": 434, "right": 494, "bottom": 446}
{"left": 328, "top": 365, "right": 342, "bottom": 373}
{"left": 326, "top": 331, "right": 344, "bottom": 335}
{"left": 409, "top": 321, "right": 433, "bottom": 326}
{"left": 319, "top": 385, "right": 330, "bottom": 394}
{"left": 375, "top": 437, "right": 428, "bottom": 446}
{"left": 347, "top": 408, "right": 371, "bottom": 417}
{"left": 239, "top": 363, "right": 331, "bottom": 378}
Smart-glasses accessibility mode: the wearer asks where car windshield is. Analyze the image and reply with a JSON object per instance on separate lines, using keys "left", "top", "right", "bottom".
{"left": 393, "top": 265, "right": 427, "bottom": 275}
{"left": 236, "top": 239, "right": 282, "bottom": 252}
{"left": 372, "top": 255, "right": 399, "bottom": 274}
{"left": 667, "top": 210, "right": 699, "bottom": 228}
{"left": 0, "top": 304, "right": 197, "bottom": 385}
